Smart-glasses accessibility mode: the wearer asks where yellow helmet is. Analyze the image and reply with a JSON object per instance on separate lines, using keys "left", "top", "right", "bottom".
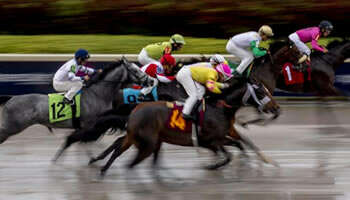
{"left": 170, "top": 34, "right": 186, "bottom": 44}
{"left": 258, "top": 25, "right": 274, "bottom": 37}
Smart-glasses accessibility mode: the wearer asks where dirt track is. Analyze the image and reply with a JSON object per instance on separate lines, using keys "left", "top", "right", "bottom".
{"left": 1, "top": 101, "right": 350, "bottom": 200}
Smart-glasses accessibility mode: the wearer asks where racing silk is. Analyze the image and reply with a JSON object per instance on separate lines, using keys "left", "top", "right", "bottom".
{"left": 189, "top": 66, "right": 224, "bottom": 94}
{"left": 296, "top": 27, "right": 324, "bottom": 52}
{"left": 144, "top": 42, "right": 172, "bottom": 60}
{"left": 184, "top": 62, "right": 213, "bottom": 69}
{"left": 231, "top": 31, "right": 267, "bottom": 57}
{"left": 53, "top": 58, "right": 95, "bottom": 82}
{"left": 140, "top": 61, "right": 175, "bottom": 83}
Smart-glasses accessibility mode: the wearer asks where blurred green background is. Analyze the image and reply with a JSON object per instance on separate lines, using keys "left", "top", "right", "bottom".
{"left": 0, "top": 0, "right": 348, "bottom": 53}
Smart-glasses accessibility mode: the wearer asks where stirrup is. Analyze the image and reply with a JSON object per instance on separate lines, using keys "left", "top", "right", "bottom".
{"left": 182, "top": 113, "right": 195, "bottom": 121}
{"left": 63, "top": 97, "right": 75, "bottom": 105}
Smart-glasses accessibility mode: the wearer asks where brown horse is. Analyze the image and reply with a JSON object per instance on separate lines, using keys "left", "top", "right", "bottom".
{"left": 87, "top": 80, "right": 280, "bottom": 176}
{"left": 250, "top": 40, "right": 302, "bottom": 93}
{"left": 276, "top": 40, "right": 350, "bottom": 96}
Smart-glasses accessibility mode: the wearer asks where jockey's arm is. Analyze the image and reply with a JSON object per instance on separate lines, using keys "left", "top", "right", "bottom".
{"left": 250, "top": 40, "right": 267, "bottom": 57}
{"left": 156, "top": 74, "right": 175, "bottom": 83}
{"left": 80, "top": 66, "right": 96, "bottom": 75}
{"left": 68, "top": 72, "right": 83, "bottom": 81}
{"left": 311, "top": 35, "right": 325, "bottom": 52}
{"left": 205, "top": 71, "right": 226, "bottom": 94}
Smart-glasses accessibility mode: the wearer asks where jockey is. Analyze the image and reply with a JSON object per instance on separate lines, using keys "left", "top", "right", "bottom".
{"left": 289, "top": 20, "right": 333, "bottom": 63}
{"left": 226, "top": 25, "right": 274, "bottom": 77}
{"left": 53, "top": 49, "right": 96, "bottom": 105}
{"left": 138, "top": 54, "right": 177, "bottom": 101}
{"left": 137, "top": 34, "right": 186, "bottom": 65}
{"left": 176, "top": 63, "right": 232, "bottom": 120}
{"left": 210, "top": 54, "right": 228, "bottom": 66}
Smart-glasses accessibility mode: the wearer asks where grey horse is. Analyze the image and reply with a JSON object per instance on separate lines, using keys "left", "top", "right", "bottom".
{"left": 0, "top": 58, "right": 149, "bottom": 144}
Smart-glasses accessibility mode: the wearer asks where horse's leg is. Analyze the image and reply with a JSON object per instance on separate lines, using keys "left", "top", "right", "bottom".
{"left": 52, "top": 132, "right": 81, "bottom": 162}
{"left": 152, "top": 141, "right": 163, "bottom": 168}
{"left": 89, "top": 135, "right": 126, "bottom": 165}
{"left": 224, "top": 136, "right": 248, "bottom": 157}
{"left": 127, "top": 135, "right": 156, "bottom": 169}
{"left": 227, "top": 118, "right": 248, "bottom": 156}
{"left": 0, "top": 122, "right": 31, "bottom": 144}
{"left": 100, "top": 136, "right": 132, "bottom": 176}
{"left": 238, "top": 132, "right": 279, "bottom": 167}
{"left": 0, "top": 98, "right": 46, "bottom": 144}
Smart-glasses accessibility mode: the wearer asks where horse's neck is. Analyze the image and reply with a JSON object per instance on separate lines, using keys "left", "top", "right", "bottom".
{"left": 83, "top": 83, "right": 116, "bottom": 104}
{"left": 330, "top": 48, "right": 348, "bottom": 70}
{"left": 158, "top": 81, "right": 187, "bottom": 101}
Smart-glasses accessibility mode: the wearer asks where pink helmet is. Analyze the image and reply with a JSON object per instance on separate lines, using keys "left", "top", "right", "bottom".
{"left": 215, "top": 63, "right": 233, "bottom": 81}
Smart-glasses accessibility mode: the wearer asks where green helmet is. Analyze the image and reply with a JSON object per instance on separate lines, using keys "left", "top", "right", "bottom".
{"left": 170, "top": 34, "right": 186, "bottom": 45}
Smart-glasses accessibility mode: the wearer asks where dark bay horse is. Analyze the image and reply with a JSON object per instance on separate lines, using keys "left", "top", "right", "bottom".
{"left": 52, "top": 80, "right": 189, "bottom": 161}
{"left": 87, "top": 79, "right": 280, "bottom": 175}
{"left": 250, "top": 40, "right": 302, "bottom": 93}
{"left": 276, "top": 40, "right": 350, "bottom": 96}
{"left": 0, "top": 58, "right": 149, "bottom": 144}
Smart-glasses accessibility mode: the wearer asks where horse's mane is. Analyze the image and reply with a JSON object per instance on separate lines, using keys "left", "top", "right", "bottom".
{"left": 327, "top": 39, "right": 350, "bottom": 49}
{"left": 269, "top": 40, "right": 290, "bottom": 55}
{"left": 206, "top": 78, "right": 246, "bottom": 105}
{"left": 85, "top": 59, "right": 124, "bottom": 87}
{"left": 252, "top": 40, "right": 290, "bottom": 67}
{"left": 311, "top": 39, "right": 350, "bottom": 59}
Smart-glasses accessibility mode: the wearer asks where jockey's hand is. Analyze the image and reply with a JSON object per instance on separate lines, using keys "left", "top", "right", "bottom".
{"left": 97, "top": 69, "right": 103, "bottom": 73}
{"left": 83, "top": 75, "right": 90, "bottom": 81}
{"left": 323, "top": 48, "right": 329, "bottom": 53}
{"left": 221, "top": 83, "right": 230, "bottom": 89}
{"left": 267, "top": 50, "right": 271, "bottom": 55}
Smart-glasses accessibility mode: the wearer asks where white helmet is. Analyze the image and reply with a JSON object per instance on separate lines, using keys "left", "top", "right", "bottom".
{"left": 210, "top": 54, "right": 226, "bottom": 65}
{"left": 258, "top": 25, "right": 274, "bottom": 37}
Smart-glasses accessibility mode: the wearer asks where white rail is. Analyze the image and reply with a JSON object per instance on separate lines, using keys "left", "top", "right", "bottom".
{"left": 1, "top": 54, "right": 348, "bottom": 62}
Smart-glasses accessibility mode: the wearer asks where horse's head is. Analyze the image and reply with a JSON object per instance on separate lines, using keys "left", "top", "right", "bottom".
{"left": 223, "top": 78, "right": 280, "bottom": 117}
{"left": 270, "top": 40, "right": 301, "bottom": 67}
{"left": 327, "top": 39, "right": 350, "bottom": 59}
{"left": 85, "top": 58, "right": 144, "bottom": 90}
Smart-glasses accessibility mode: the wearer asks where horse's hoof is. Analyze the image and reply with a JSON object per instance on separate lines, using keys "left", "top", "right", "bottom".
{"left": 239, "top": 152, "right": 250, "bottom": 159}
{"left": 241, "top": 123, "right": 248, "bottom": 128}
{"left": 88, "top": 157, "right": 97, "bottom": 165}
{"left": 100, "top": 169, "right": 106, "bottom": 178}
{"left": 51, "top": 156, "right": 59, "bottom": 163}
{"left": 204, "top": 164, "right": 220, "bottom": 170}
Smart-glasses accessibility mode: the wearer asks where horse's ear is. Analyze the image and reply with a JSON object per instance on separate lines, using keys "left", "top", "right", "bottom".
{"left": 121, "top": 56, "right": 129, "bottom": 64}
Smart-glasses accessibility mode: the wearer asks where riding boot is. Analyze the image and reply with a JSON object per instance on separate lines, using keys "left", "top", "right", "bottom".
{"left": 63, "top": 97, "right": 75, "bottom": 105}
{"left": 182, "top": 100, "right": 200, "bottom": 121}
{"left": 182, "top": 113, "right": 195, "bottom": 121}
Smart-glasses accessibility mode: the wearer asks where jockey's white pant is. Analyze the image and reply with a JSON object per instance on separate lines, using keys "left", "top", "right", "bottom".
{"left": 226, "top": 39, "right": 254, "bottom": 74}
{"left": 289, "top": 32, "right": 311, "bottom": 56}
{"left": 53, "top": 80, "right": 83, "bottom": 100}
{"left": 138, "top": 48, "right": 158, "bottom": 66}
{"left": 176, "top": 67, "right": 205, "bottom": 115}
{"left": 140, "top": 77, "right": 158, "bottom": 96}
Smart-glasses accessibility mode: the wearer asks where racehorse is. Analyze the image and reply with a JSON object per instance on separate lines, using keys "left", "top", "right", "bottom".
{"left": 86, "top": 79, "right": 280, "bottom": 175}
{"left": 52, "top": 80, "right": 189, "bottom": 161}
{"left": 0, "top": 58, "right": 149, "bottom": 144}
{"left": 276, "top": 39, "right": 350, "bottom": 96}
{"left": 249, "top": 40, "right": 302, "bottom": 93}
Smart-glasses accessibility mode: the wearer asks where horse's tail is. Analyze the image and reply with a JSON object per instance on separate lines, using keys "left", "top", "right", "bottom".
{"left": 78, "top": 114, "right": 129, "bottom": 143}
{"left": 99, "top": 104, "right": 137, "bottom": 117}
{"left": 0, "top": 96, "right": 12, "bottom": 106}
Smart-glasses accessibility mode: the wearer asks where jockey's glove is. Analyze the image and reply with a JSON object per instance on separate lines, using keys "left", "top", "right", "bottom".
{"left": 221, "top": 83, "right": 230, "bottom": 89}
